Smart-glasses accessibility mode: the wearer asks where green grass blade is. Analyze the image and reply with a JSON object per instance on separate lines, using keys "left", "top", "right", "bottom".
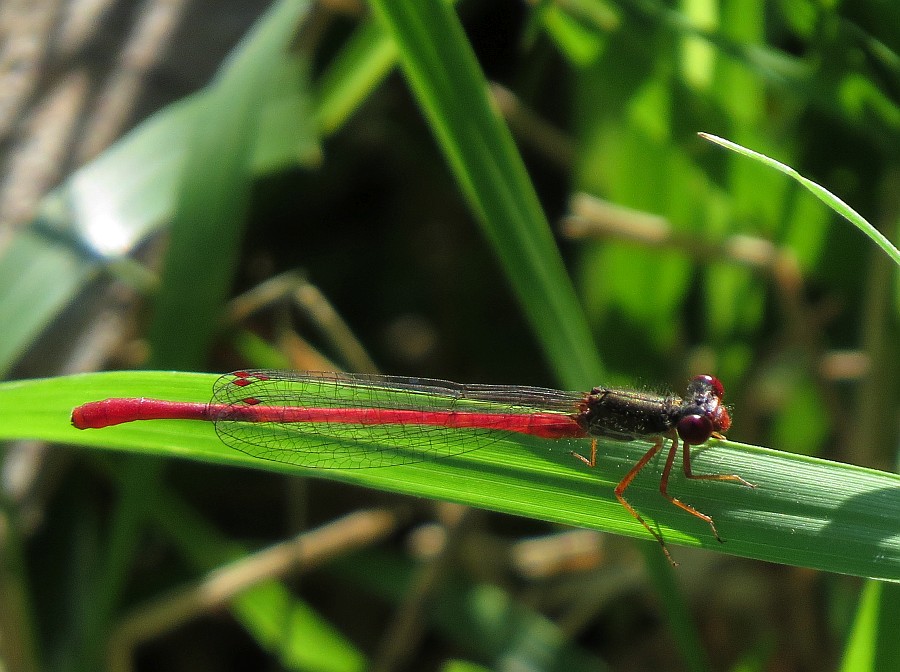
{"left": 4, "top": 372, "right": 900, "bottom": 581}
{"left": 314, "top": 20, "right": 397, "bottom": 135}
{"left": 841, "top": 581, "right": 900, "bottom": 671}
{"left": 0, "top": 232, "right": 94, "bottom": 376}
{"left": 841, "top": 581, "right": 881, "bottom": 671}
{"left": 700, "top": 132, "right": 900, "bottom": 267}
{"left": 0, "top": 4, "right": 318, "bottom": 377}
{"left": 146, "top": 0, "right": 314, "bottom": 369}
{"left": 368, "top": 0, "right": 603, "bottom": 389}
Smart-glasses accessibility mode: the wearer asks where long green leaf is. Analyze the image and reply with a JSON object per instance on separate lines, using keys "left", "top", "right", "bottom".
{"left": 700, "top": 133, "right": 900, "bottom": 267}
{"left": 368, "top": 0, "right": 602, "bottom": 390}
{"left": 4, "top": 371, "right": 899, "bottom": 582}
{"left": 146, "top": 0, "right": 314, "bottom": 368}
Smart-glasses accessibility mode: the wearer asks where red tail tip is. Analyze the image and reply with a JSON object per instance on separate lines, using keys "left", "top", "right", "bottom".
{"left": 71, "top": 404, "right": 96, "bottom": 429}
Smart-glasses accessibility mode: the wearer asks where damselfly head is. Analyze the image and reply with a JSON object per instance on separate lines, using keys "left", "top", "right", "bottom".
{"left": 677, "top": 375, "right": 731, "bottom": 443}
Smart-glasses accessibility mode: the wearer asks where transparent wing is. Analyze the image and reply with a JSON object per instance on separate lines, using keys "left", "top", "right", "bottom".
{"left": 211, "top": 370, "right": 583, "bottom": 469}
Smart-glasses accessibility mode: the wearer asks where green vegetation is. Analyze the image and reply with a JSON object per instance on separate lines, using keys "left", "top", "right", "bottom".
{"left": 1, "top": 0, "right": 897, "bottom": 670}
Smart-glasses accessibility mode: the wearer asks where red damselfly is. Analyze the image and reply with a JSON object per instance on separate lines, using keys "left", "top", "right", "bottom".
{"left": 72, "top": 370, "right": 753, "bottom": 563}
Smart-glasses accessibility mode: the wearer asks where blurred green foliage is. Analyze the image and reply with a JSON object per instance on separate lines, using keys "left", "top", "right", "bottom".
{"left": 1, "top": 0, "right": 898, "bottom": 670}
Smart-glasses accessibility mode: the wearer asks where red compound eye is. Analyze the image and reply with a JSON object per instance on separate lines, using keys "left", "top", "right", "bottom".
{"left": 677, "top": 414, "right": 714, "bottom": 445}
{"left": 691, "top": 374, "right": 725, "bottom": 399}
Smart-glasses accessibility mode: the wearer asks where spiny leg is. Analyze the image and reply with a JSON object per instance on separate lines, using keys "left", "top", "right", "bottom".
{"left": 570, "top": 438, "right": 597, "bottom": 468}
{"left": 682, "top": 435, "right": 755, "bottom": 489}
{"left": 667, "top": 437, "right": 755, "bottom": 542}
{"left": 657, "top": 434, "right": 726, "bottom": 542}
{"left": 613, "top": 437, "right": 678, "bottom": 566}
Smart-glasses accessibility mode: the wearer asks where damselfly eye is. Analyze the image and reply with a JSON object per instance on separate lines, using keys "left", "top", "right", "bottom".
{"left": 690, "top": 374, "right": 725, "bottom": 399}
{"left": 677, "top": 414, "right": 714, "bottom": 445}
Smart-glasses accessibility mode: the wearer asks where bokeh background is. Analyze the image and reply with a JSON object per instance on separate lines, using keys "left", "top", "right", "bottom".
{"left": 1, "top": 0, "right": 898, "bottom": 670}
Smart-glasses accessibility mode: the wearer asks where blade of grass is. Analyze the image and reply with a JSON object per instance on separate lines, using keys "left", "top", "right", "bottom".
{"left": 3, "top": 371, "right": 900, "bottom": 582}
{"left": 699, "top": 132, "right": 900, "bottom": 266}
{"left": 368, "top": 0, "right": 603, "bottom": 390}
{"left": 841, "top": 581, "right": 900, "bottom": 671}
{"left": 0, "top": 231, "right": 94, "bottom": 376}
{"left": 314, "top": 20, "right": 397, "bottom": 135}
{"left": 841, "top": 580, "right": 881, "bottom": 672}
{"left": 145, "top": 0, "right": 313, "bottom": 369}
{"left": 0, "top": 5, "right": 319, "bottom": 377}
